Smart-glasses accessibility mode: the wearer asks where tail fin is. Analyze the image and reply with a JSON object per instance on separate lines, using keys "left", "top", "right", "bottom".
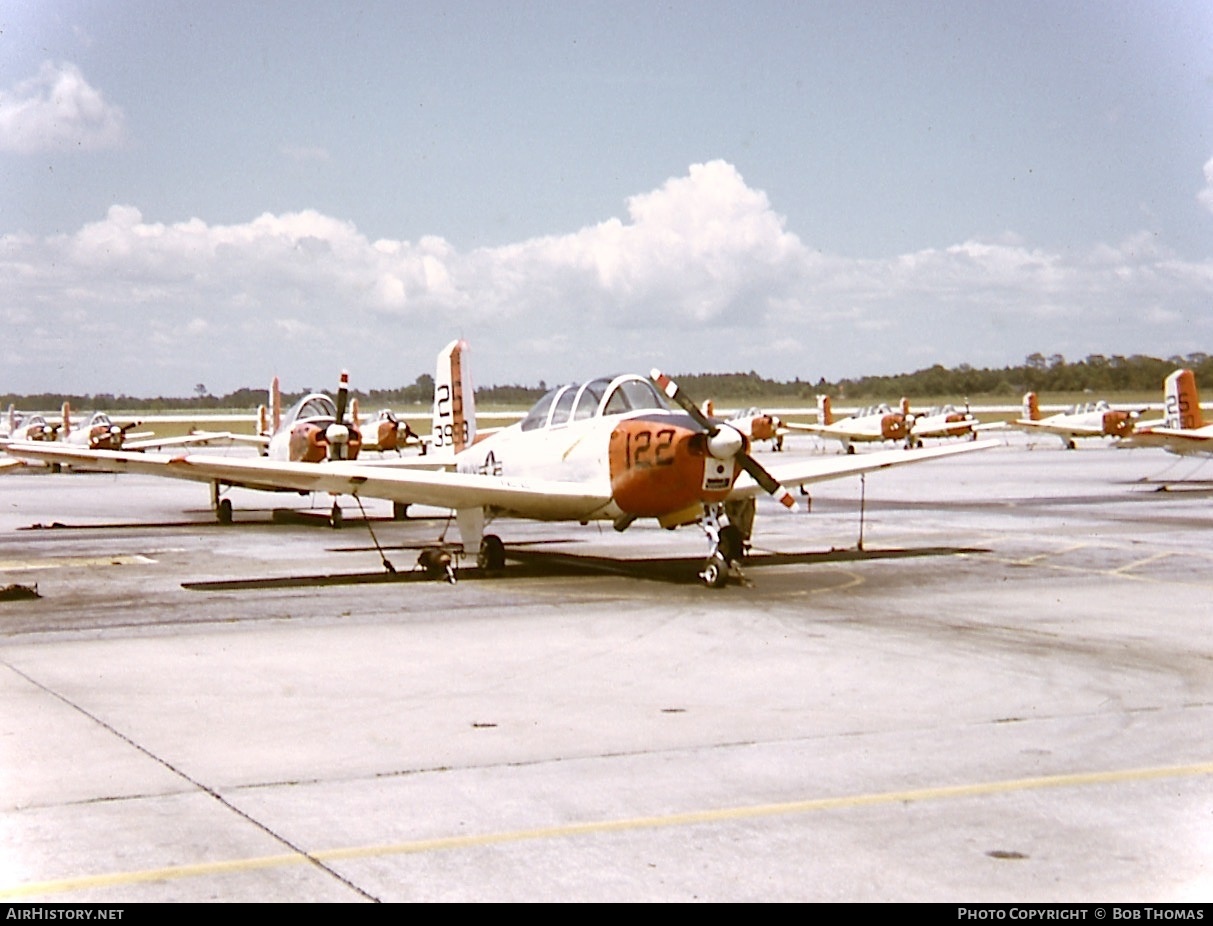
{"left": 5, "top": 404, "right": 15, "bottom": 434}
{"left": 61, "top": 402, "right": 71, "bottom": 439}
{"left": 433, "top": 339, "right": 476, "bottom": 453}
{"left": 817, "top": 394, "right": 833, "bottom": 426}
{"left": 899, "top": 396, "right": 910, "bottom": 416}
{"left": 1164, "top": 369, "right": 1203, "bottom": 430}
{"left": 351, "top": 397, "right": 361, "bottom": 427}
{"left": 1022, "top": 392, "right": 1040, "bottom": 421}
{"left": 269, "top": 376, "right": 282, "bottom": 435}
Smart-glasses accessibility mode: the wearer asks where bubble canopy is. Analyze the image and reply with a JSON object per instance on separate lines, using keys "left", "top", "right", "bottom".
{"left": 519, "top": 374, "right": 670, "bottom": 432}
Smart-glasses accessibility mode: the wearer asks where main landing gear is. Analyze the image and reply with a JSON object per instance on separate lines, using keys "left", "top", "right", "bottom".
{"left": 478, "top": 534, "right": 505, "bottom": 571}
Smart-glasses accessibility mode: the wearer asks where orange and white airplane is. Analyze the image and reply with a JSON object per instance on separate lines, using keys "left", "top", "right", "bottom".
{"left": 1011, "top": 392, "right": 1137, "bottom": 449}
{"left": 792, "top": 395, "right": 911, "bottom": 454}
{"left": 705, "top": 404, "right": 788, "bottom": 452}
{"left": 0, "top": 407, "right": 57, "bottom": 444}
{"left": 60, "top": 406, "right": 155, "bottom": 451}
{"left": 1120, "top": 369, "right": 1213, "bottom": 456}
{"left": 349, "top": 401, "right": 421, "bottom": 454}
{"left": 901, "top": 398, "right": 980, "bottom": 447}
{"left": 10, "top": 341, "right": 996, "bottom": 586}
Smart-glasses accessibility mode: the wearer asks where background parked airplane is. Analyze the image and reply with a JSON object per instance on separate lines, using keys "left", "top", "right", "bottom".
{"left": 1120, "top": 369, "right": 1212, "bottom": 456}
{"left": 791, "top": 394, "right": 910, "bottom": 453}
{"left": 1010, "top": 392, "right": 1137, "bottom": 449}
{"left": 901, "top": 398, "right": 980, "bottom": 447}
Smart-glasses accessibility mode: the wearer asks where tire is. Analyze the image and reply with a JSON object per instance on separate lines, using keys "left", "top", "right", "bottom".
{"left": 478, "top": 534, "right": 505, "bottom": 571}
{"left": 216, "top": 498, "right": 233, "bottom": 524}
{"left": 700, "top": 553, "right": 728, "bottom": 588}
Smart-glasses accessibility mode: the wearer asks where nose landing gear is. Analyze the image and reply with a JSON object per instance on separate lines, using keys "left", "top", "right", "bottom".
{"left": 699, "top": 505, "right": 747, "bottom": 588}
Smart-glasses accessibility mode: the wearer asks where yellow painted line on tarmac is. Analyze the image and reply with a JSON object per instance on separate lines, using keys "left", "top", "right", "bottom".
{"left": 1110, "top": 551, "right": 1174, "bottom": 575}
{"left": 4, "top": 759, "right": 1212, "bottom": 899}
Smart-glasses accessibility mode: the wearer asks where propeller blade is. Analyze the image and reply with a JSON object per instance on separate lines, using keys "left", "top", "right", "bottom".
{"left": 650, "top": 369, "right": 714, "bottom": 431}
{"left": 736, "top": 453, "right": 796, "bottom": 509}
{"left": 651, "top": 369, "right": 796, "bottom": 510}
{"left": 334, "top": 370, "right": 350, "bottom": 425}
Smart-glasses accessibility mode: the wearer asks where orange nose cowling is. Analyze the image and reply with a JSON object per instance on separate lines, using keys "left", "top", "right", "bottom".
{"left": 750, "top": 416, "right": 776, "bottom": 440}
{"left": 375, "top": 420, "right": 398, "bottom": 451}
{"left": 608, "top": 419, "right": 737, "bottom": 518}
{"left": 881, "top": 414, "right": 908, "bottom": 440}
{"left": 291, "top": 423, "right": 363, "bottom": 462}
{"left": 1103, "top": 411, "right": 1133, "bottom": 437}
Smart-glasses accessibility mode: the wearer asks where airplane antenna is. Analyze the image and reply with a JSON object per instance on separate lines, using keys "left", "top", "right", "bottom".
{"left": 351, "top": 495, "right": 396, "bottom": 573}
{"left": 856, "top": 473, "right": 866, "bottom": 552}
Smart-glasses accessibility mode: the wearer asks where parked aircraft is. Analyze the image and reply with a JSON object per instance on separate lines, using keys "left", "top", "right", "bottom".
{"left": 1011, "top": 392, "right": 1136, "bottom": 449}
{"left": 902, "top": 398, "right": 980, "bottom": 447}
{"left": 350, "top": 399, "right": 421, "bottom": 454}
{"left": 0, "top": 409, "right": 56, "bottom": 444}
{"left": 792, "top": 395, "right": 910, "bottom": 453}
{"left": 10, "top": 341, "right": 996, "bottom": 586}
{"left": 723, "top": 407, "right": 788, "bottom": 451}
{"left": 1120, "top": 369, "right": 1212, "bottom": 456}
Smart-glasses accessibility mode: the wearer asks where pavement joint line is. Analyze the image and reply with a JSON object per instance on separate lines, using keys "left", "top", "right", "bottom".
{"left": 0, "top": 659, "right": 380, "bottom": 903}
{"left": 4, "top": 759, "right": 1212, "bottom": 900}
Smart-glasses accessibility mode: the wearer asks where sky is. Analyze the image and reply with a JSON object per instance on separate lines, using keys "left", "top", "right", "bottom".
{"left": 1, "top": 1, "right": 1211, "bottom": 397}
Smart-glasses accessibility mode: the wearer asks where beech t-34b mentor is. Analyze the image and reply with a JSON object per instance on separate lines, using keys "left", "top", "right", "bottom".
{"left": 1010, "top": 391, "right": 1136, "bottom": 449}
{"left": 10, "top": 342, "right": 996, "bottom": 587}
{"left": 1121, "top": 369, "right": 1213, "bottom": 457}
{"left": 791, "top": 394, "right": 911, "bottom": 453}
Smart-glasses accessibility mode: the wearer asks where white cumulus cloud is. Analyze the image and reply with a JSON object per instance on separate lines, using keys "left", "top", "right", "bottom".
{"left": 0, "top": 61, "right": 126, "bottom": 154}
{"left": 1199, "top": 156, "right": 1213, "bottom": 215}
{"left": 1, "top": 161, "right": 1211, "bottom": 394}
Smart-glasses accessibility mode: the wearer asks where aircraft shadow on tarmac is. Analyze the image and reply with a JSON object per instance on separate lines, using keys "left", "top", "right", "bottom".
{"left": 180, "top": 544, "right": 990, "bottom": 592}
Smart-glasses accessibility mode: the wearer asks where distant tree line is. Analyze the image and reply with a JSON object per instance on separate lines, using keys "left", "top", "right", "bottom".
{"left": 673, "top": 352, "right": 1212, "bottom": 401}
{"left": 3, "top": 353, "right": 1208, "bottom": 411}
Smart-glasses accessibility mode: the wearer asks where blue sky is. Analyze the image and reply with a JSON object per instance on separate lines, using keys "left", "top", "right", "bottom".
{"left": 2, "top": 1, "right": 1211, "bottom": 396}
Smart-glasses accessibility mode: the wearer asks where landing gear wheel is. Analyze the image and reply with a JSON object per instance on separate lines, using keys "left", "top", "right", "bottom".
{"left": 846, "top": 445, "right": 856, "bottom": 455}
{"left": 330, "top": 502, "right": 343, "bottom": 529}
{"left": 700, "top": 553, "right": 729, "bottom": 589}
{"left": 478, "top": 534, "right": 505, "bottom": 571}
{"left": 216, "top": 498, "right": 233, "bottom": 524}
{"left": 392, "top": 501, "right": 410, "bottom": 521}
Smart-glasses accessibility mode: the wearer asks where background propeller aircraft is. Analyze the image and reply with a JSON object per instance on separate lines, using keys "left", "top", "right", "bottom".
{"left": 1011, "top": 391, "right": 1137, "bottom": 449}
{"left": 1120, "top": 369, "right": 1213, "bottom": 456}
{"left": 792, "top": 394, "right": 911, "bottom": 453}
{"left": 59, "top": 404, "right": 152, "bottom": 451}
{"left": 0, "top": 407, "right": 56, "bottom": 444}
{"left": 349, "top": 400, "right": 421, "bottom": 454}
{"left": 11, "top": 340, "right": 996, "bottom": 587}
{"left": 901, "top": 398, "right": 980, "bottom": 447}
{"left": 722, "top": 406, "right": 788, "bottom": 451}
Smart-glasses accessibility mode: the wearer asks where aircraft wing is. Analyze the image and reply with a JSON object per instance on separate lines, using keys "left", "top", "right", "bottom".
{"left": 124, "top": 431, "right": 270, "bottom": 451}
{"left": 1011, "top": 420, "right": 1108, "bottom": 439}
{"left": 728, "top": 439, "right": 1000, "bottom": 498}
{"left": 1119, "top": 428, "right": 1213, "bottom": 455}
{"left": 5, "top": 444, "right": 614, "bottom": 521}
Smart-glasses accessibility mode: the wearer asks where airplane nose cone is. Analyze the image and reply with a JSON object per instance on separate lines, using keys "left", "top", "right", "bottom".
{"left": 706, "top": 424, "right": 744, "bottom": 460}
